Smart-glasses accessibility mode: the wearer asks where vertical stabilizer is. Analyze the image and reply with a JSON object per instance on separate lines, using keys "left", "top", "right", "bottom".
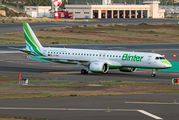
{"left": 23, "top": 23, "right": 44, "bottom": 56}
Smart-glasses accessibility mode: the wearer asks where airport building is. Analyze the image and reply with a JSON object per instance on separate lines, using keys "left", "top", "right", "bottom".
{"left": 65, "top": 0, "right": 165, "bottom": 19}
{"left": 24, "top": 6, "right": 52, "bottom": 18}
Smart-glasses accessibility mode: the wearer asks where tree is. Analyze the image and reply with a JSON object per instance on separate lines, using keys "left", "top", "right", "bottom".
{"left": 7, "top": 0, "right": 13, "bottom": 3}
{"left": 60, "top": 0, "right": 67, "bottom": 9}
{"left": 2, "top": 0, "right": 5, "bottom": 4}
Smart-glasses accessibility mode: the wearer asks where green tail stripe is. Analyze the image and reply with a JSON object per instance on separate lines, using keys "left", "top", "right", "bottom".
{"left": 23, "top": 23, "right": 40, "bottom": 49}
{"left": 24, "top": 32, "right": 44, "bottom": 56}
{"left": 33, "top": 48, "right": 45, "bottom": 57}
{"left": 23, "top": 51, "right": 34, "bottom": 56}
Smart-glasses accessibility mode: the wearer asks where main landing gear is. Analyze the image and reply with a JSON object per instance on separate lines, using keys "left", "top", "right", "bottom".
{"left": 81, "top": 69, "right": 88, "bottom": 74}
{"left": 151, "top": 69, "right": 157, "bottom": 77}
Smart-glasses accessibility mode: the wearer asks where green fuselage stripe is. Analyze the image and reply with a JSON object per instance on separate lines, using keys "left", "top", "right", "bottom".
{"left": 91, "top": 71, "right": 103, "bottom": 73}
{"left": 56, "top": 61, "right": 77, "bottom": 65}
{"left": 109, "top": 65, "right": 122, "bottom": 69}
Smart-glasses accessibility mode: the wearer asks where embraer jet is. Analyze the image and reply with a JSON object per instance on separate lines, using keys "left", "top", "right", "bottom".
{"left": 21, "top": 23, "right": 172, "bottom": 77}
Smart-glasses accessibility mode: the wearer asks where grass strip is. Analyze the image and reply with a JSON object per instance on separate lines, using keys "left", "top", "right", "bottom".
{"left": 0, "top": 79, "right": 179, "bottom": 99}
{"left": 0, "top": 18, "right": 98, "bottom": 23}
{"left": 0, "top": 23, "right": 179, "bottom": 44}
{"left": 0, "top": 117, "right": 48, "bottom": 120}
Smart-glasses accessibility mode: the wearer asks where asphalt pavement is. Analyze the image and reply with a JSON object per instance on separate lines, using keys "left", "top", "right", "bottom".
{"left": 0, "top": 18, "right": 179, "bottom": 33}
{"left": 0, "top": 94, "right": 179, "bottom": 120}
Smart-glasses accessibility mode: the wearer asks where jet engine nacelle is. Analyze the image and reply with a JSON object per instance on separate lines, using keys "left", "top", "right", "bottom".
{"left": 89, "top": 62, "right": 109, "bottom": 73}
{"left": 119, "top": 67, "right": 137, "bottom": 72}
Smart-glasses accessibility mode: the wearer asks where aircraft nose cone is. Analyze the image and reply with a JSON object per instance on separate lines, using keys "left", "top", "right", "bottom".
{"left": 165, "top": 61, "right": 172, "bottom": 68}
{"left": 168, "top": 61, "right": 172, "bottom": 68}
{"left": 160, "top": 60, "right": 172, "bottom": 68}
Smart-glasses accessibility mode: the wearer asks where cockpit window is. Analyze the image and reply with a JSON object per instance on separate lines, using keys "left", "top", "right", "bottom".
{"left": 155, "top": 57, "right": 166, "bottom": 60}
{"left": 160, "top": 57, "right": 165, "bottom": 60}
{"left": 155, "top": 57, "right": 159, "bottom": 60}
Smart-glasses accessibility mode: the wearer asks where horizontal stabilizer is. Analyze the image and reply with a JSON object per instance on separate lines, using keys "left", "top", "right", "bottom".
{"left": 8, "top": 47, "right": 33, "bottom": 53}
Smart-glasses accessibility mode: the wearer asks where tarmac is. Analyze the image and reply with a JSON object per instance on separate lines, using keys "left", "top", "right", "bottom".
{"left": 0, "top": 18, "right": 179, "bottom": 33}
{"left": 0, "top": 94, "right": 179, "bottom": 120}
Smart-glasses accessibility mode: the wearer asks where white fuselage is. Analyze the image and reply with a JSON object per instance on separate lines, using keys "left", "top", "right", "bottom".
{"left": 41, "top": 47, "right": 171, "bottom": 69}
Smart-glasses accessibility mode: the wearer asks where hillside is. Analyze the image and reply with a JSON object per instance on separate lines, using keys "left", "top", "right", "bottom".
{"left": 0, "top": 3, "right": 24, "bottom": 17}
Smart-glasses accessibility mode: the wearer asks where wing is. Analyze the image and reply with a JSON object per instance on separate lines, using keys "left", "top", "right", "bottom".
{"left": 9, "top": 47, "right": 34, "bottom": 55}
{"left": 28, "top": 56, "right": 92, "bottom": 65}
{"left": 41, "top": 56, "right": 91, "bottom": 62}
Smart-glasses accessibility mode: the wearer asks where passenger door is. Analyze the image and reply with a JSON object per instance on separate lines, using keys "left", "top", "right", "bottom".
{"left": 148, "top": 56, "right": 151, "bottom": 64}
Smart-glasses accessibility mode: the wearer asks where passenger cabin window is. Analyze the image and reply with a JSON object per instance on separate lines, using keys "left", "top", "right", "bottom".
{"left": 107, "top": 55, "right": 109, "bottom": 57}
{"left": 103, "top": 55, "right": 105, "bottom": 57}
{"left": 73, "top": 53, "right": 74, "bottom": 55}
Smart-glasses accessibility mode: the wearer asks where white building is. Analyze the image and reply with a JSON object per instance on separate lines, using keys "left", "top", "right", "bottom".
{"left": 65, "top": 0, "right": 165, "bottom": 19}
{"left": 24, "top": 6, "right": 52, "bottom": 18}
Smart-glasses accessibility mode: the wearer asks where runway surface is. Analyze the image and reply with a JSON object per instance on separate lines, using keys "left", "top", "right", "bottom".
{"left": 0, "top": 18, "right": 179, "bottom": 33}
{"left": 0, "top": 94, "right": 179, "bottom": 120}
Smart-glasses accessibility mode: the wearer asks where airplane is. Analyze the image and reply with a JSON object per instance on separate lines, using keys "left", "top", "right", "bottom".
{"left": 21, "top": 23, "right": 172, "bottom": 77}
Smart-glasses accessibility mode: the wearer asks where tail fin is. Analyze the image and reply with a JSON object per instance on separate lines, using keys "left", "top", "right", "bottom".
{"left": 23, "top": 23, "right": 44, "bottom": 56}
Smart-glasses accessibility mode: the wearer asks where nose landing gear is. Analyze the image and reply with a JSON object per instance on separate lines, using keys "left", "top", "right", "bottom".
{"left": 151, "top": 69, "right": 157, "bottom": 77}
{"left": 81, "top": 69, "right": 88, "bottom": 74}
{"left": 151, "top": 73, "right": 156, "bottom": 77}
